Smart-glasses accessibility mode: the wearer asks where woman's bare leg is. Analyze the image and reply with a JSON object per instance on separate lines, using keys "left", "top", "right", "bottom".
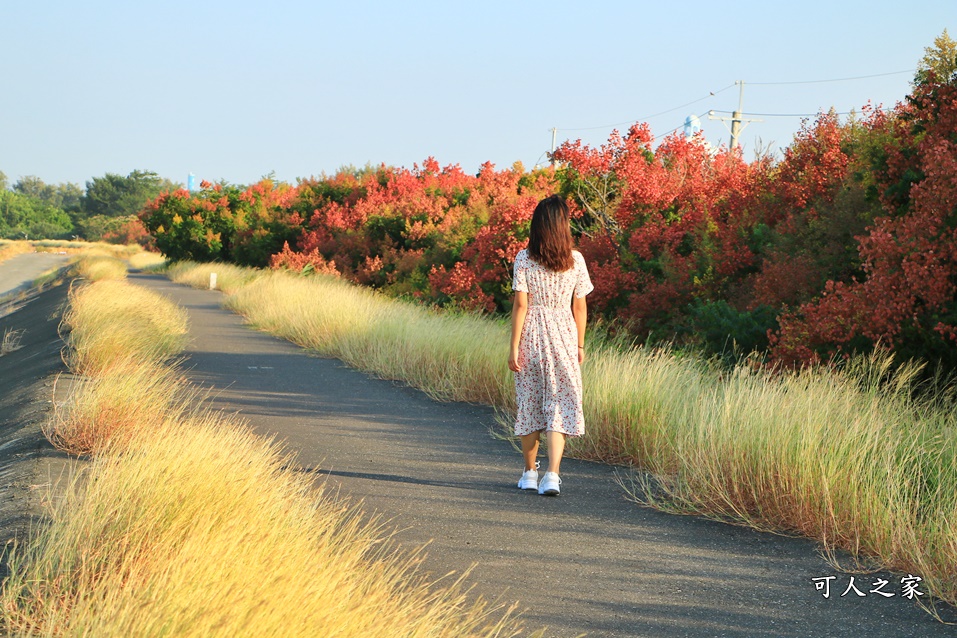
{"left": 520, "top": 432, "right": 541, "bottom": 471}
{"left": 546, "top": 430, "right": 567, "bottom": 474}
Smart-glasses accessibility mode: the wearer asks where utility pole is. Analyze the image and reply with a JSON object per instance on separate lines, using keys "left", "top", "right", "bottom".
{"left": 708, "top": 80, "right": 762, "bottom": 150}
{"left": 730, "top": 80, "right": 745, "bottom": 148}
{"left": 550, "top": 127, "right": 558, "bottom": 166}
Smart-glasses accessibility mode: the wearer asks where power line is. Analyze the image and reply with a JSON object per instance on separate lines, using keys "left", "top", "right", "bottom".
{"left": 556, "top": 68, "right": 913, "bottom": 133}
{"left": 747, "top": 111, "right": 852, "bottom": 118}
{"left": 709, "top": 109, "right": 881, "bottom": 118}
{"left": 549, "top": 67, "right": 911, "bottom": 155}
{"left": 748, "top": 69, "right": 914, "bottom": 86}
{"left": 558, "top": 84, "right": 736, "bottom": 132}
{"left": 707, "top": 81, "right": 759, "bottom": 148}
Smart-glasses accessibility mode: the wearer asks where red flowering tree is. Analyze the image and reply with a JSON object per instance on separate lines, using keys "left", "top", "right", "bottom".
{"left": 743, "top": 108, "right": 888, "bottom": 315}
{"left": 553, "top": 124, "right": 768, "bottom": 341}
{"left": 102, "top": 216, "right": 155, "bottom": 250}
{"left": 428, "top": 162, "right": 553, "bottom": 311}
{"left": 771, "top": 79, "right": 957, "bottom": 367}
{"left": 283, "top": 159, "right": 555, "bottom": 310}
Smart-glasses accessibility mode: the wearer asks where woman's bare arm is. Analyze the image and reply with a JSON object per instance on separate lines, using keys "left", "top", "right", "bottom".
{"left": 509, "top": 291, "right": 528, "bottom": 371}
{"left": 572, "top": 295, "right": 587, "bottom": 364}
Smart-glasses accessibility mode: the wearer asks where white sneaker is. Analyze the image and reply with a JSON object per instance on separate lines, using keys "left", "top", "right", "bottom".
{"left": 517, "top": 461, "right": 540, "bottom": 490}
{"left": 538, "top": 472, "right": 561, "bottom": 496}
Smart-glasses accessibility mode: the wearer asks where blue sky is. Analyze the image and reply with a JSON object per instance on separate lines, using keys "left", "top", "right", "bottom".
{"left": 2, "top": 1, "right": 953, "bottom": 187}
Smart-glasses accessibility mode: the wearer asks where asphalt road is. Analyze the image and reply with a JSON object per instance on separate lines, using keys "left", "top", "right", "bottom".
{"left": 0, "top": 283, "right": 76, "bottom": 580}
{"left": 0, "top": 252, "right": 70, "bottom": 298}
{"left": 134, "top": 272, "right": 957, "bottom": 638}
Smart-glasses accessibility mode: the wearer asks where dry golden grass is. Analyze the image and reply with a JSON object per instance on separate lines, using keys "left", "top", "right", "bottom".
{"left": 31, "top": 239, "right": 142, "bottom": 258}
{"left": 167, "top": 260, "right": 261, "bottom": 293}
{"left": 169, "top": 261, "right": 957, "bottom": 611}
{"left": 126, "top": 250, "right": 167, "bottom": 271}
{"left": 600, "top": 351, "right": 957, "bottom": 601}
{"left": 62, "top": 243, "right": 165, "bottom": 275}
{"left": 1, "top": 328, "right": 25, "bottom": 356}
{"left": 61, "top": 280, "right": 188, "bottom": 375}
{"left": 226, "top": 271, "right": 513, "bottom": 406}
{"left": 72, "top": 254, "right": 128, "bottom": 281}
{"left": 0, "top": 241, "right": 34, "bottom": 264}
{"left": 26, "top": 241, "right": 117, "bottom": 260}
{"left": 5, "top": 411, "right": 522, "bottom": 637}
{"left": 1, "top": 262, "right": 524, "bottom": 637}
{"left": 44, "top": 358, "right": 194, "bottom": 456}
{"left": 31, "top": 239, "right": 92, "bottom": 252}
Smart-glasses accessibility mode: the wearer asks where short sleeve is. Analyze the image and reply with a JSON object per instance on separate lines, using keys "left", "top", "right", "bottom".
{"left": 573, "top": 252, "right": 594, "bottom": 298}
{"left": 511, "top": 251, "right": 528, "bottom": 293}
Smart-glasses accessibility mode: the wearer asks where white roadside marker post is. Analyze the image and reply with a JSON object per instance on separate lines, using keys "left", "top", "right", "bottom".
{"left": 210, "top": 272, "right": 218, "bottom": 290}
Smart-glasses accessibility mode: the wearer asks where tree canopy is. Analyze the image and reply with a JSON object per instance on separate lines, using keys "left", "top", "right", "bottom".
{"left": 0, "top": 168, "right": 178, "bottom": 241}
{"left": 82, "top": 170, "right": 179, "bottom": 218}
{"left": 13, "top": 176, "right": 83, "bottom": 212}
{"left": 0, "top": 189, "right": 74, "bottom": 239}
{"left": 916, "top": 28, "right": 957, "bottom": 84}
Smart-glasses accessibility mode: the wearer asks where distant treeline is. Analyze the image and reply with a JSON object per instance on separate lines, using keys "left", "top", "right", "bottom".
{"left": 0, "top": 169, "right": 178, "bottom": 245}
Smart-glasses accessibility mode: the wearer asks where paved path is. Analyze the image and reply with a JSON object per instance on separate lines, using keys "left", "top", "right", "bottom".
{"left": 0, "top": 252, "right": 70, "bottom": 298}
{"left": 0, "top": 283, "right": 75, "bottom": 566}
{"left": 134, "top": 273, "right": 956, "bottom": 638}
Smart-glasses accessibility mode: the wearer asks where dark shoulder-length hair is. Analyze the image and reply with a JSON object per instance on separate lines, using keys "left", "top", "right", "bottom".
{"left": 528, "top": 194, "right": 574, "bottom": 272}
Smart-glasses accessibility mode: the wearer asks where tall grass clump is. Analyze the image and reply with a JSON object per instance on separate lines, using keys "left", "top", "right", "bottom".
{"left": 62, "top": 280, "right": 188, "bottom": 375}
{"left": 4, "top": 411, "right": 522, "bottom": 637}
{"left": 614, "top": 353, "right": 957, "bottom": 605}
{"left": 164, "top": 260, "right": 957, "bottom": 611}
{"left": 167, "top": 260, "right": 261, "bottom": 293}
{"left": 126, "top": 251, "right": 167, "bottom": 271}
{"left": 227, "top": 270, "right": 514, "bottom": 406}
{"left": 44, "top": 359, "right": 194, "bottom": 456}
{"left": 581, "top": 342, "right": 957, "bottom": 606}
{"left": 72, "top": 253, "right": 128, "bottom": 281}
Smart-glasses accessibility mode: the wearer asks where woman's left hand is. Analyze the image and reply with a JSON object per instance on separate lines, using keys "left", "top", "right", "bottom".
{"left": 508, "top": 347, "right": 521, "bottom": 372}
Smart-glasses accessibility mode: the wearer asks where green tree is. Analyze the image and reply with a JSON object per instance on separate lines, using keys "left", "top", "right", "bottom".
{"left": 13, "top": 176, "right": 83, "bottom": 212}
{"left": 916, "top": 28, "right": 957, "bottom": 85}
{"left": 0, "top": 170, "right": 8, "bottom": 191}
{"left": 52, "top": 182, "right": 84, "bottom": 212}
{"left": 82, "top": 170, "right": 178, "bottom": 218}
{"left": 141, "top": 189, "right": 226, "bottom": 262}
{"left": 0, "top": 190, "right": 73, "bottom": 239}
{"left": 12, "top": 176, "right": 48, "bottom": 200}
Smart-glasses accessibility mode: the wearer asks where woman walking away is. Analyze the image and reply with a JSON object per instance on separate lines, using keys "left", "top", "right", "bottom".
{"left": 508, "top": 194, "right": 593, "bottom": 496}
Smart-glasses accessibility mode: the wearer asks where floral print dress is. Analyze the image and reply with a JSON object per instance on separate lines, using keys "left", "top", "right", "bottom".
{"left": 511, "top": 248, "right": 594, "bottom": 437}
